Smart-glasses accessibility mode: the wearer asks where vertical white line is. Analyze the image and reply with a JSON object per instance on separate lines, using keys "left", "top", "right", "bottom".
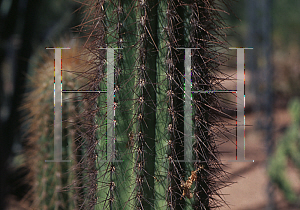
{"left": 45, "top": 47, "right": 70, "bottom": 163}
{"left": 229, "top": 47, "right": 254, "bottom": 162}
{"left": 184, "top": 49, "right": 192, "bottom": 162}
{"left": 107, "top": 48, "right": 115, "bottom": 161}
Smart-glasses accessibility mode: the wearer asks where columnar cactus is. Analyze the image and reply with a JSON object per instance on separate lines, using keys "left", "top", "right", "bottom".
{"left": 22, "top": 39, "right": 88, "bottom": 210}
{"left": 76, "top": 0, "right": 231, "bottom": 209}
{"left": 23, "top": 0, "right": 232, "bottom": 209}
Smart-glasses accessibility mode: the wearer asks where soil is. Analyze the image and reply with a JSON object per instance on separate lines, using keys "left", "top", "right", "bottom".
{"left": 219, "top": 106, "right": 300, "bottom": 210}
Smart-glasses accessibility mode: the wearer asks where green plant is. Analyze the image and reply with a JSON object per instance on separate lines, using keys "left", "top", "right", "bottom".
{"left": 23, "top": 0, "right": 233, "bottom": 209}
{"left": 22, "top": 39, "right": 88, "bottom": 210}
{"left": 75, "top": 0, "right": 232, "bottom": 209}
{"left": 268, "top": 98, "right": 300, "bottom": 204}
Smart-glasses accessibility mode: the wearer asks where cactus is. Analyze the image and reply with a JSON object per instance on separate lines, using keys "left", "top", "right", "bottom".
{"left": 74, "top": 0, "right": 232, "bottom": 209}
{"left": 23, "top": 0, "right": 233, "bottom": 209}
{"left": 22, "top": 39, "right": 88, "bottom": 210}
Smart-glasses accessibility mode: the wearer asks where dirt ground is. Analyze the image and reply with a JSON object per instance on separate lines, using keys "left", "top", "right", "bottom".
{"left": 218, "top": 106, "right": 300, "bottom": 210}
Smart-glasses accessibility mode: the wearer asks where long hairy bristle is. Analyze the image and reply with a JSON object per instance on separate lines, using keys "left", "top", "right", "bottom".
{"left": 21, "top": 0, "right": 236, "bottom": 209}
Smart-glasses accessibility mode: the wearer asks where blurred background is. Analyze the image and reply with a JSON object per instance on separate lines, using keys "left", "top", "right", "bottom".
{"left": 0, "top": 0, "right": 300, "bottom": 209}
{"left": 0, "top": 1, "right": 82, "bottom": 209}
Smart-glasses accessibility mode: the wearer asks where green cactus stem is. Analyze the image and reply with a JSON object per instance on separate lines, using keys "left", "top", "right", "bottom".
{"left": 75, "top": 1, "right": 232, "bottom": 209}
{"left": 22, "top": 39, "right": 88, "bottom": 210}
{"left": 23, "top": 0, "right": 233, "bottom": 209}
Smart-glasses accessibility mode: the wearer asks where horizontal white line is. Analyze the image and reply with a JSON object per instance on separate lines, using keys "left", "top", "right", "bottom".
{"left": 62, "top": 91, "right": 107, "bottom": 93}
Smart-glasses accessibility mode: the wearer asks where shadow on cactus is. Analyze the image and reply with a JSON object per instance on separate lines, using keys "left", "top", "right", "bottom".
{"left": 22, "top": 0, "right": 236, "bottom": 209}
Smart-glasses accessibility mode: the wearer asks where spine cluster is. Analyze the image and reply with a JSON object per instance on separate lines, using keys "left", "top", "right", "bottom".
{"left": 23, "top": 0, "right": 233, "bottom": 209}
